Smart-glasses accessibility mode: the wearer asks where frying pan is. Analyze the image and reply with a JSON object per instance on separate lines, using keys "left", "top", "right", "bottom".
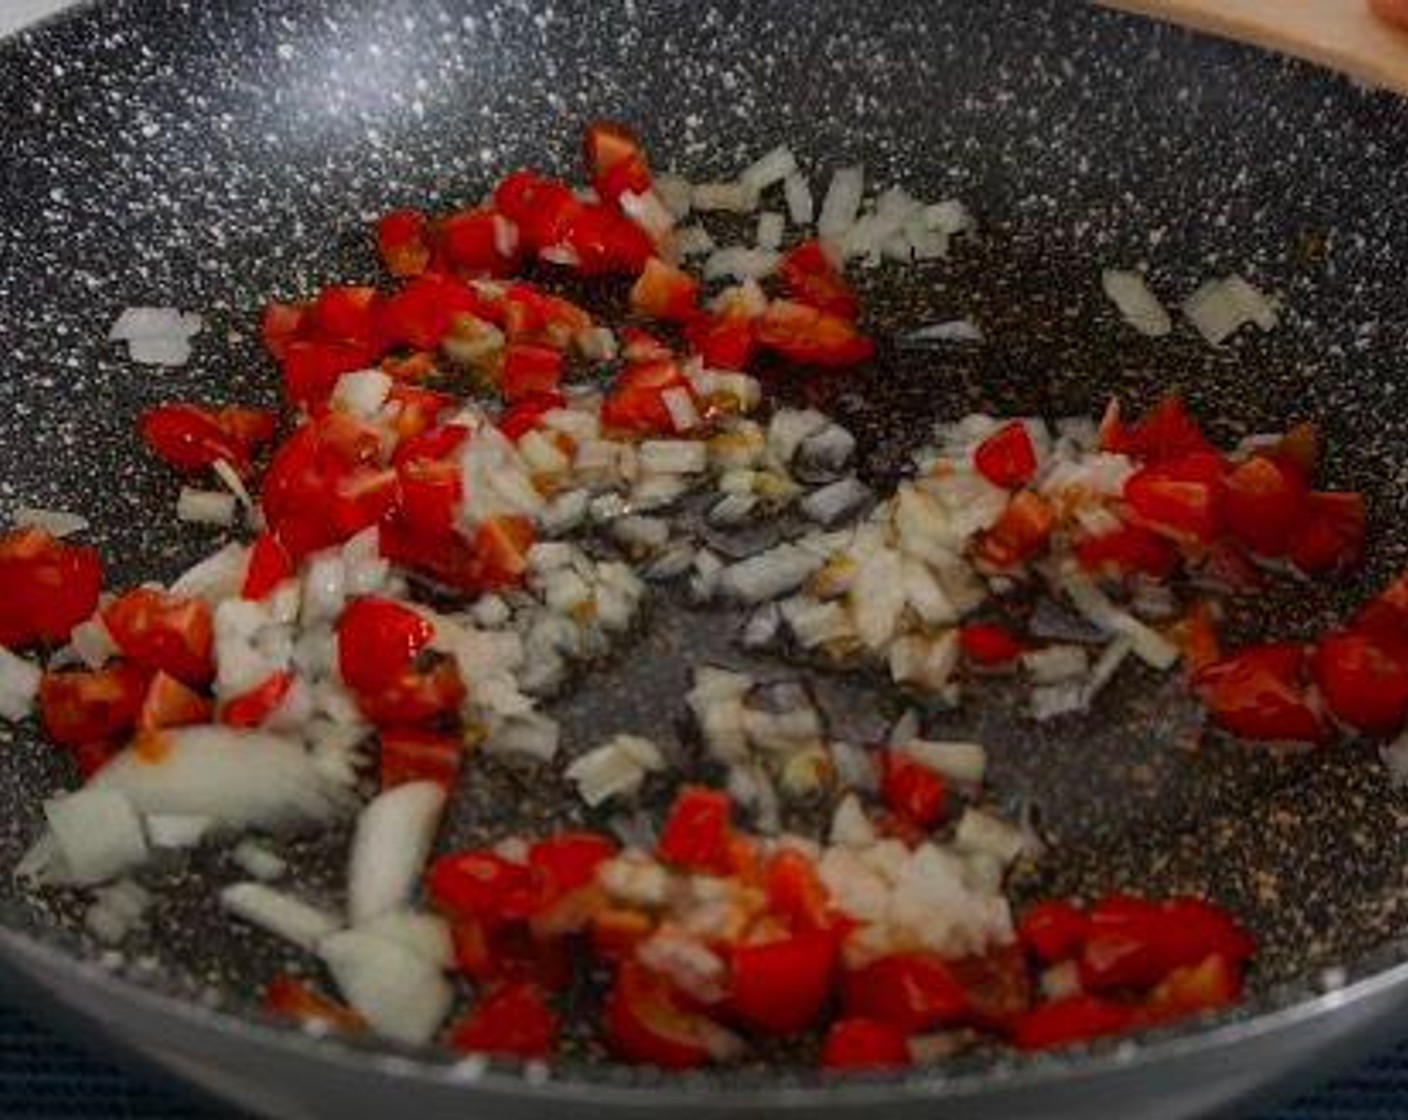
{"left": 2, "top": 1, "right": 1408, "bottom": 1117}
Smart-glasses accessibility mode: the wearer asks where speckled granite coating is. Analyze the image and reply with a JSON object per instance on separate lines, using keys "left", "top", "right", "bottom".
{"left": 1, "top": 0, "right": 1408, "bottom": 1094}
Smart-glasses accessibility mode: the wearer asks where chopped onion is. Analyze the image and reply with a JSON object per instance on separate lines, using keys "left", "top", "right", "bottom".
{"left": 639, "top": 439, "right": 707, "bottom": 475}
{"left": 484, "top": 711, "right": 560, "bottom": 763}
{"left": 691, "top": 181, "right": 757, "bottom": 213}
{"left": 347, "top": 781, "right": 446, "bottom": 926}
{"left": 661, "top": 385, "right": 701, "bottom": 433}
{"left": 1085, "top": 635, "right": 1134, "bottom": 702}
{"left": 644, "top": 541, "right": 696, "bottom": 581}
{"left": 611, "top": 515, "right": 670, "bottom": 554}
{"left": 1061, "top": 566, "right": 1179, "bottom": 669}
{"left": 0, "top": 645, "right": 41, "bottom": 721}
{"left": 566, "top": 735, "right": 664, "bottom": 807}
{"left": 922, "top": 200, "right": 975, "bottom": 236}
{"left": 900, "top": 739, "right": 987, "bottom": 786}
{"left": 849, "top": 548, "right": 905, "bottom": 650}
{"left": 331, "top": 368, "right": 392, "bottom": 419}
{"left": 44, "top": 789, "right": 148, "bottom": 886}
{"left": 1031, "top": 681, "right": 1088, "bottom": 722}
{"left": 319, "top": 928, "right": 453, "bottom": 1045}
{"left": 755, "top": 211, "right": 785, "bottom": 251}
{"left": 954, "top": 809, "right": 1026, "bottom": 866}
{"left": 171, "top": 541, "right": 249, "bottom": 604}
{"left": 900, "top": 320, "right": 985, "bottom": 348}
{"left": 689, "top": 549, "right": 724, "bottom": 603}
{"left": 1381, "top": 732, "right": 1408, "bottom": 789}
{"left": 740, "top": 602, "right": 781, "bottom": 649}
{"left": 708, "top": 492, "right": 758, "bottom": 527}
{"left": 1102, "top": 269, "right": 1171, "bottom": 337}
{"left": 739, "top": 145, "right": 798, "bottom": 193}
{"left": 13, "top": 506, "right": 88, "bottom": 537}
{"left": 146, "top": 813, "right": 212, "bottom": 849}
{"left": 1183, "top": 275, "right": 1280, "bottom": 346}
{"left": 703, "top": 246, "right": 778, "bottom": 282}
{"left": 767, "top": 408, "right": 830, "bottom": 465}
{"left": 799, "top": 477, "right": 870, "bottom": 526}
{"left": 620, "top": 189, "right": 675, "bottom": 242}
{"left": 85, "top": 879, "right": 151, "bottom": 945}
{"left": 1022, "top": 645, "right": 1090, "bottom": 685}
{"left": 359, "top": 910, "right": 453, "bottom": 970}
{"left": 212, "top": 458, "right": 255, "bottom": 513}
{"left": 177, "top": 488, "right": 237, "bottom": 527}
{"left": 718, "top": 543, "right": 825, "bottom": 604}
{"left": 653, "top": 174, "right": 693, "bottom": 220}
{"left": 783, "top": 172, "right": 814, "bottom": 225}
{"left": 818, "top": 165, "right": 864, "bottom": 238}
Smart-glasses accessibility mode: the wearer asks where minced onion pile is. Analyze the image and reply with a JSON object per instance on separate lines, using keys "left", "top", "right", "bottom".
{"left": 2, "top": 119, "right": 1399, "bottom": 1073}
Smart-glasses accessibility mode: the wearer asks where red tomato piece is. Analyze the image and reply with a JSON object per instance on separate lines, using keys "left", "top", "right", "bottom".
{"left": 1173, "top": 600, "right": 1222, "bottom": 676}
{"left": 498, "top": 283, "right": 593, "bottom": 347}
{"left": 261, "top": 413, "right": 385, "bottom": 559}
{"left": 0, "top": 528, "right": 103, "bottom": 650}
{"left": 1312, "top": 630, "right": 1408, "bottom": 735}
{"left": 528, "top": 833, "right": 617, "bottom": 911}
{"left": 1076, "top": 522, "right": 1179, "bottom": 579}
{"left": 264, "top": 975, "right": 367, "bottom": 1033}
{"left": 377, "top": 274, "right": 487, "bottom": 353}
{"left": 448, "top": 982, "right": 559, "bottom": 1060}
{"left": 1078, "top": 895, "right": 1255, "bottom": 992}
{"left": 428, "top": 850, "right": 537, "bottom": 925}
{"left": 501, "top": 344, "right": 565, "bottom": 403}
{"left": 398, "top": 458, "right": 462, "bottom": 537}
{"left": 583, "top": 120, "right": 652, "bottom": 202}
{"left": 729, "top": 930, "right": 838, "bottom": 1035}
{"left": 684, "top": 312, "right": 756, "bottom": 371}
{"left": 657, "top": 786, "right": 734, "bottom": 874}
{"left": 39, "top": 663, "right": 150, "bottom": 748}
{"left": 311, "top": 285, "right": 379, "bottom": 345}
{"left": 281, "top": 340, "right": 377, "bottom": 411}
{"left": 493, "top": 172, "right": 582, "bottom": 252}
{"left": 755, "top": 300, "right": 874, "bottom": 368}
{"left": 1010, "top": 995, "right": 1136, "bottom": 1051}
{"left": 605, "top": 959, "right": 718, "bottom": 1070}
{"left": 764, "top": 848, "right": 834, "bottom": 934}
{"left": 1102, "top": 395, "right": 1214, "bottom": 464}
{"left": 391, "top": 422, "right": 471, "bottom": 469}
{"left": 880, "top": 753, "right": 948, "bottom": 830}
{"left": 260, "top": 301, "right": 308, "bottom": 360}
{"left": 1019, "top": 900, "right": 1090, "bottom": 964}
{"left": 629, "top": 257, "right": 700, "bottom": 324}
{"left": 242, "top": 533, "right": 293, "bottom": 601}
{"left": 376, "top": 209, "right": 433, "bottom": 278}
{"left": 946, "top": 943, "right": 1034, "bottom": 1030}
{"left": 1193, "top": 642, "right": 1328, "bottom": 744}
{"left": 350, "top": 656, "right": 460, "bottom": 731}
{"left": 220, "top": 671, "right": 294, "bottom": 729}
{"left": 959, "top": 623, "right": 1025, "bottom": 666}
{"left": 619, "top": 327, "right": 674, "bottom": 364}
{"left": 102, "top": 589, "right": 213, "bottom": 687}
{"left": 216, "top": 406, "right": 277, "bottom": 451}
{"left": 1147, "top": 953, "right": 1243, "bottom": 1020}
{"left": 973, "top": 422, "right": 1039, "bottom": 489}
{"left": 977, "top": 491, "right": 1055, "bottom": 569}
{"left": 1288, "top": 491, "right": 1366, "bottom": 575}
{"left": 378, "top": 727, "right": 462, "bottom": 791}
{"left": 337, "top": 597, "right": 435, "bottom": 694}
{"left": 498, "top": 392, "right": 567, "bottom": 442}
{"left": 136, "top": 671, "right": 212, "bottom": 733}
{"left": 561, "top": 204, "right": 655, "bottom": 276}
{"left": 1123, "top": 451, "right": 1226, "bottom": 545}
{"left": 777, "top": 240, "right": 859, "bottom": 319}
{"left": 600, "top": 360, "right": 697, "bottom": 435}
{"left": 820, "top": 1018, "right": 912, "bottom": 1071}
{"left": 841, "top": 952, "right": 968, "bottom": 1033}
{"left": 438, "top": 208, "right": 520, "bottom": 277}
{"left": 1222, "top": 454, "right": 1308, "bottom": 557}
{"left": 139, "top": 404, "right": 252, "bottom": 475}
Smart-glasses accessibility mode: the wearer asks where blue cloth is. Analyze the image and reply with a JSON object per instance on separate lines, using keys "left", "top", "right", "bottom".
{"left": 0, "top": 996, "right": 1395, "bottom": 1118}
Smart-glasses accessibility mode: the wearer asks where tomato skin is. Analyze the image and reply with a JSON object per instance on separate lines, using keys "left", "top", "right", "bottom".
{"left": 500, "top": 344, "right": 565, "bottom": 403}
{"left": 777, "top": 240, "right": 859, "bottom": 320}
{"left": 428, "top": 851, "right": 537, "bottom": 925}
{"left": 1288, "top": 491, "right": 1366, "bottom": 575}
{"left": 493, "top": 172, "right": 582, "bottom": 252}
{"left": 137, "top": 671, "right": 213, "bottom": 733}
{"left": 377, "top": 274, "right": 486, "bottom": 352}
{"left": 600, "top": 360, "right": 697, "bottom": 435}
{"left": 378, "top": 515, "right": 531, "bottom": 598}
{"left": 657, "top": 787, "right": 735, "bottom": 875}
{"left": 397, "top": 458, "right": 462, "bottom": 538}
{"left": 260, "top": 301, "right": 307, "bottom": 360}
{"left": 583, "top": 120, "right": 651, "bottom": 202}
{"left": 946, "top": 943, "right": 1033, "bottom": 1030}
{"left": 379, "top": 727, "right": 462, "bottom": 790}
{"left": 976, "top": 491, "right": 1055, "bottom": 568}
{"left": 1101, "top": 395, "right": 1213, "bottom": 464}
{"left": 337, "top": 597, "right": 435, "bottom": 694}
{"left": 528, "top": 833, "right": 617, "bottom": 911}
{"left": 0, "top": 528, "right": 103, "bottom": 650}
{"left": 880, "top": 753, "right": 948, "bottom": 830}
{"left": 1078, "top": 895, "right": 1254, "bottom": 992}
{"left": 140, "top": 403, "right": 272, "bottom": 476}
{"left": 311, "top": 285, "right": 380, "bottom": 345}
{"left": 973, "top": 422, "right": 1038, "bottom": 489}
{"left": 1019, "top": 901, "right": 1090, "bottom": 964}
{"left": 841, "top": 952, "right": 968, "bottom": 1033}
{"left": 820, "top": 1018, "right": 911, "bottom": 1071}
{"left": 391, "top": 422, "right": 470, "bottom": 469}
{"left": 39, "top": 663, "right": 150, "bottom": 748}
{"left": 1076, "top": 523, "right": 1178, "bottom": 579}
{"left": 439, "top": 208, "right": 520, "bottom": 277}
{"left": 220, "top": 671, "right": 294, "bottom": 729}
{"left": 376, "top": 209, "right": 433, "bottom": 278}
{"left": 1123, "top": 451, "right": 1226, "bottom": 545}
{"left": 755, "top": 300, "right": 874, "bottom": 368}
{"left": 605, "top": 959, "right": 716, "bottom": 1070}
{"left": 764, "top": 848, "right": 834, "bottom": 934}
{"left": 629, "top": 257, "right": 700, "bottom": 323}
{"left": 1193, "top": 642, "right": 1328, "bottom": 744}
{"left": 1221, "top": 454, "right": 1308, "bottom": 557}
{"left": 498, "top": 392, "right": 567, "bottom": 442}
{"left": 102, "top": 589, "right": 214, "bottom": 687}
{"left": 1010, "top": 995, "right": 1136, "bottom": 1052}
{"left": 280, "top": 340, "right": 377, "bottom": 411}
{"left": 448, "top": 982, "right": 558, "bottom": 1060}
{"left": 242, "top": 533, "right": 293, "bottom": 601}
{"left": 729, "top": 930, "right": 838, "bottom": 1035}
{"left": 264, "top": 974, "right": 367, "bottom": 1033}
{"left": 561, "top": 205, "right": 655, "bottom": 276}
{"left": 1312, "top": 630, "right": 1408, "bottom": 735}
{"left": 959, "top": 623, "right": 1025, "bottom": 666}
{"left": 685, "top": 312, "right": 756, "bottom": 371}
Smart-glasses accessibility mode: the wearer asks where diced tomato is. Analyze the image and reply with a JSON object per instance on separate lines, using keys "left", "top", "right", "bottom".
{"left": 620, "top": 327, "right": 674, "bottom": 363}
{"left": 1019, "top": 901, "right": 1090, "bottom": 964}
{"left": 498, "top": 283, "right": 593, "bottom": 347}
{"left": 1172, "top": 601, "right": 1222, "bottom": 675}
{"left": 528, "top": 832, "right": 617, "bottom": 913}
{"left": 819, "top": 1018, "right": 911, "bottom": 1071}
{"left": 841, "top": 952, "right": 968, "bottom": 1033}
{"left": 1268, "top": 421, "right": 1319, "bottom": 479}
{"left": 378, "top": 727, "right": 462, "bottom": 791}
{"left": 977, "top": 491, "right": 1055, "bottom": 568}
{"left": 729, "top": 930, "right": 838, "bottom": 1035}
{"left": 381, "top": 349, "right": 438, "bottom": 383}
{"left": 337, "top": 597, "right": 434, "bottom": 694}
{"left": 102, "top": 589, "right": 213, "bottom": 687}
{"left": 216, "top": 406, "right": 278, "bottom": 450}
{"left": 376, "top": 209, "right": 433, "bottom": 278}
{"left": 385, "top": 384, "right": 455, "bottom": 444}
{"left": 1147, "top": 953, "right": 1243, "bottom": 1020}
{"left": 500, "top": 343, "right": 565, "bottom": 403}
{"left": 139, "top": 403, "right": 274, "bottom": 476}
{"left": 264, "top": 974, "right": 367, "bottom": 1033}
{"left": 1288, "top": 491, "right": 1366, "bottom": 575}
{"left": 946, "top": 943, "right": 1033, "bottom": 1030}
{"left": 1311, "top": 630, "right": 1408, "bottom": 735}
{"left": 311, "top": 285, "right": 379, "bottom": 345}
{"left": 1102, "top": 396, "right": 1214, "bottom": 464}
{"left": 438, "top": 208, "right": 520, "bottom": 277}
{"left": 764, "top": 848, "right": 834, "bottom": 933}
{"left": 1221, "top": 454, "right": 1308, "bottom": 557}
{"left": 137, "top": 671, "right": 212, "bottom": 733}
{"left": 777, "top": 240, "right": 859, "bottom": 320}
{"left": 685, "top": 312, "right": 756, "bottom": 371}
{"left": 880, "top": 752, "right": 948, "bottom": 830}
{"left": 1193, "top": 642, "right": 1328, "bottom": 743}
{"left": 260, "top": 301, "right": 308, "bottom": 360}
{"left": 629, "top": 257, "right": 699, "bottom": 323}
{"left": 959, "top": 623, "right": 1025, "bottom": 666}
{"left": 600, "top": 360, "right": 697, "bottom": 435}
{"left": 280, "top": 340, "right": 377, "bottom": 411}
{"left": 1354, "top": 571, "right": 1408, "bottom": 650}
{"left": 448, "top": 982, "right": 558, "bottom": 1060}
{"left": 1078, "top": 895, "right": 1255, "bottom": 992}
{"left": 1123, "top": 451, "right": 1226, "bottom": 545}
{"left": 498, "top": 392, "right": 567, "bottom": 442}
{"left": 472, "top": 515, "right": 534, "bottom": 590}
{"left": 378, "top": 274, "right": 492, "bottom": 353}
{"left": 397, "top": 457, "right": 462, "bottom": 537}
{"left": 583, "top": 120, "right": 651, "bottom": 203}
{"left": 657, "top": 786, "right": 734, "bottom": 875}
{"left": 605, "top": 959, "right": 718, "bottom": 1070}
{"left": 261, "top": 413, "right": 385, "bottom": 559}
{"left": 493, "top": 172, "right": 582, "bottom": 253}
{"left": 220, "top": 671, "right": 294, "bottom": 729}
{"left": 391, "top": 422, "right": 471, "bottom": 469}
{"left": 1076, "top": 522, "right": 1178, "bottom": 579}
{"left": 973, "top": 422, "right": 1038, "bottom": 490}
{"left": 428, "top": 850, "right": 537, "bottom": 926}
{"left": 0, "top": 528, "right": 103, "bottom": 650}
{"left": 561, "top": 204, "right": 655, "bottom": 276}
{"left": 242, "top": 533, "right": 293, "bottom": 601}
{"left": 39, "top": 663, "right": 149, "bottom": 748}
{"left": 755, "top": 300, "right": 874, "bottom": 368}
{"left": 1010, "top": 995, "right": 1136, "bottom": 1051}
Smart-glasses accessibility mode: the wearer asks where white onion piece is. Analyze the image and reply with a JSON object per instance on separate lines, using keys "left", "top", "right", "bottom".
{"left": 1031, "top": 682, "right": 1088, "bottom": 722}
{"left": 13, "top": 506, "right": 88, "bottom": 537}
{"left": 1061, "top": 566, "right": 1179, "bottom": 669}
{"left": 171, "top": 542, "right": 249, "bottom": 605}
{"left": 1381, "top": 733, "right": 1408, "bottom": 788}
{"left": 1101, "top": 269, "right": 1172, "bottom": 337}
{"left": 691, "top": 181, "right": 757, "bottom": 213}
{"left": 922, "top": 200, "right": 975, "bottom": 236}
{"left": 177, "top": 488, "right": 237, "bottom": 526}
{"left": 222, "top": 882, "right": 340, "bottom": 952}
{"left": 91, "top": 727, "right": 358, "bottom": 831}
{"left": 212, "top": 458, "right": 255, "bottom": 512}
{"left": 662, "top": 386, "right": 701, "bottom": 433}
{"left": 900, "top": 739, "right": 987, "bottom": 786}
{"left": 359, "top": 910, "right": 454, "bottom": 970}
{"left": 850, "top": 548, "right": 905, "bottom": 651}
{"left": 703, "top": 247, "right": 779, "bottom": 282}
{"left": 639, "top": 439, "right": 707, "bottom": 475}
{"left": 818, "top": 165, "right": 864, "bottom": 238}
{"left": 331, "top": 369, "right": 393, "bottom": 419}
{"left": 901, "top": 320, "right": 984, "bottom": 346}
{"left": 719, "top": 544, "right": 825, "bottom": 604}
{"left": 146, "top": 813, "right": 213, "bottom": 849}
{"left": 653, "top": 174, "right": 693, "bottom": 220}
{"left": 1022, "top": 645, "right": 1090, "bottom": 685}
{"left": 783, "top": 172, "right": 814, "bottom": 226}
{"left": 484, "top": 712, "right": 560, "bottom": 763}
{"left": 229, "top": 838, "right": 288, "bottom": 882}
{"left": 612, "top": 515, "right": 670, "bottom": 553}
{"left": 739, "top": 145, "right": 798, "bottom": 193}
{"left": 800, "top": 477, "right": 870, "bottom": 526}
{"left": 0, "top": 646, "right": 41, "bottom": 721}
{"left": 347, "top": 781, "right": 446, "bottom": 926}
{"left": 320, "top": 928, "right": 453, "bottom": 1045}
{"left": 125, "top": 336, "right": 194, "bottom": 367}
{"left": 756, "top": 211, "right": 785, "bottom": 251}
{"left": 1183, "top": 275, "right": 1280, "bottom": 346}
{"left": 109, "top": 306, "right": 202, "bottom": 341}
{"left": 1085, "top": 635, "right": 1134, "bottom": 702}
{"left": 768, "top": 408, "right": 830, "bottom": 465}
{"left": 44, "top": 790, "right": 148, "bottom": 886}
{"left": 954, "top": 809, "right": 1027, "bottom": 866}
{"left": 620, "top": 189, "right": 675, "bottom": 242}
{"left": 85, "top": 879, "right": 151, "bottom": 945}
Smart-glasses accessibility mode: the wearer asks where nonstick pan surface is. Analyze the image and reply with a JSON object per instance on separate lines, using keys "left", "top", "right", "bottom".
{"left": 2, "top": 0, "right": 1408, "bottom": 1107}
